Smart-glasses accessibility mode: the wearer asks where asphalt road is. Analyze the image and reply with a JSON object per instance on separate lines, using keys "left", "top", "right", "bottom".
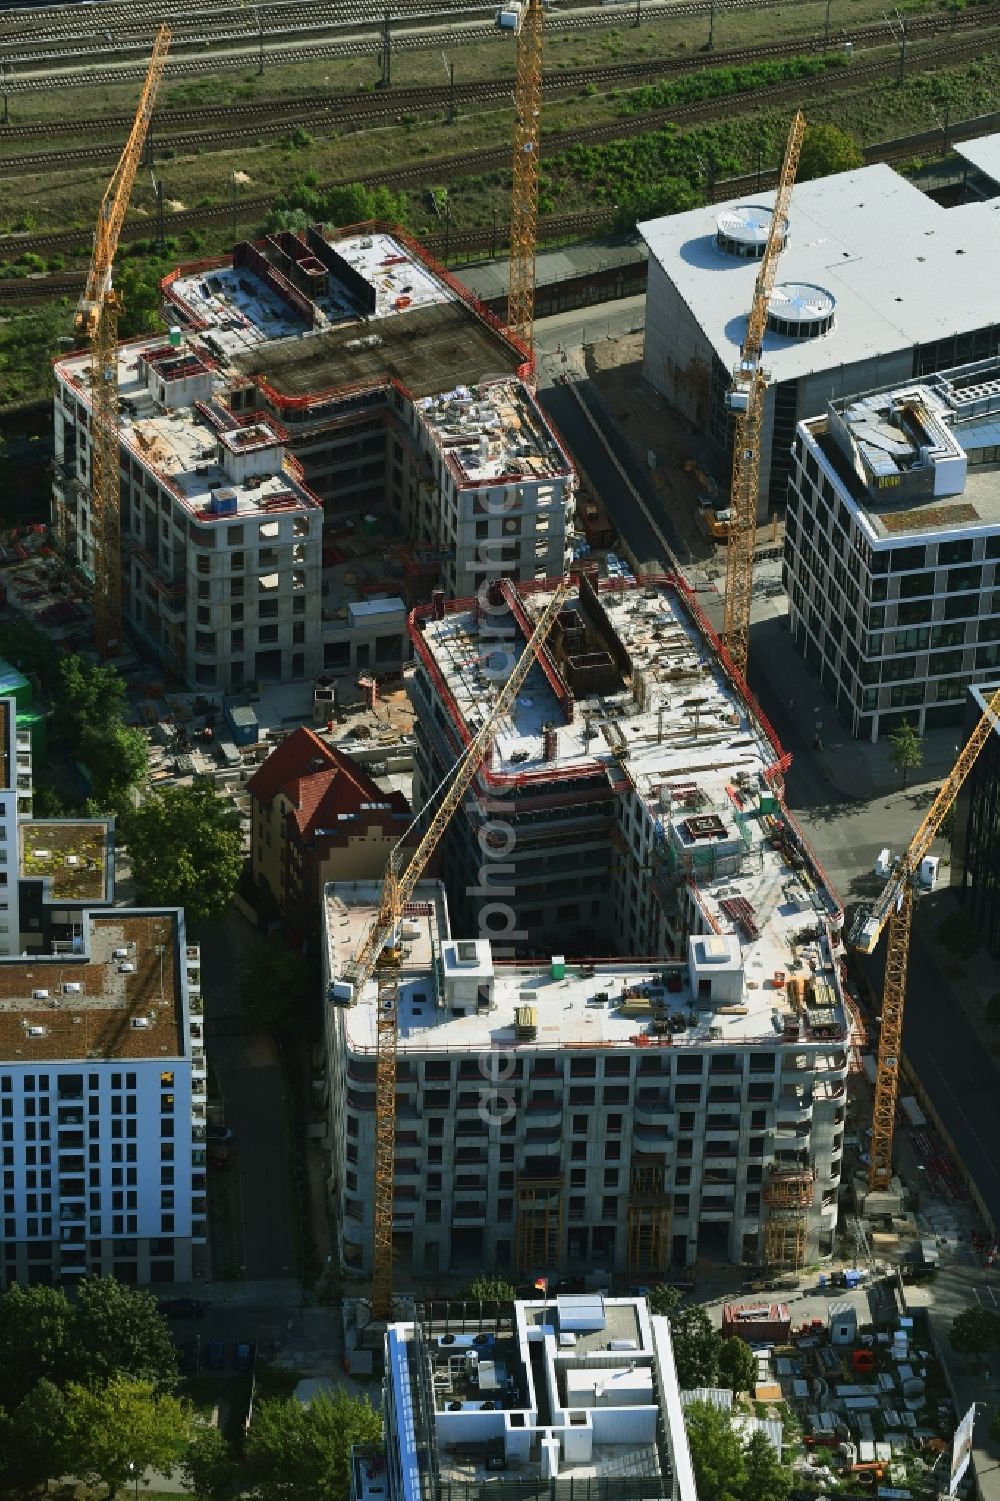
{"left": 201, "top": 912, "right": 299, "bottom": 1283}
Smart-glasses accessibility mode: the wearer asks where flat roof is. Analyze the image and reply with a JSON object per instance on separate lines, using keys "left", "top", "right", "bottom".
{"left": 0, "top": 911, "right": 185, "bottom": 1062}
{"left": 953, "top": 134, "right": 1000, "bottom": 185}
{"left": 232, "top": 297, "right": 524, "bottom": 401}
{"left": 640, "top": 156, "right": 1000, "bottom": 382}
{"left": 20, "top": 819, "right": 113, "bottom": 903}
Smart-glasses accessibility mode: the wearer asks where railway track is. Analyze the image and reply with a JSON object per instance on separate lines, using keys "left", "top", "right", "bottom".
{"left": 1, "top": 28, "right": 991, "bottom": 177}
{"left": 2, "top": 109, "right": 995, "bottom": 306}
{"left": 0, "top": 0, "right": 973, "bottom": 89}
{"left": 0, "top": 8, "right": 986, "bottom": 142}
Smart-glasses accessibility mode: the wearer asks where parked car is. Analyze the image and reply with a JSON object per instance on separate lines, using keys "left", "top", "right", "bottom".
{"left": 234, "top": 1342, "right": 255, "bottom": 1372}
{"left": 204, "top": 1338, "right": 227, "bottom": 1371}
{"left": 157, "top": 1298, "right": 205, "bottom": 1320}
{"left": 207, "top": 1126, "right": 234, "bottom": 1144}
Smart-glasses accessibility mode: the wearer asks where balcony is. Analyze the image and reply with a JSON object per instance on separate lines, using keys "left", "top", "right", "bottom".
{"left": 57, "top": 1130, "right": 84, "bottom": 1149}
{"left": 453, "top": 1202, "right": 487, "bottom": 1225}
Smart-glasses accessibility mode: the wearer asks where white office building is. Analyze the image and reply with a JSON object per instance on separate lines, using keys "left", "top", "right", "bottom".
{"left": 785, "top": 359, "right": 1000, "bottom": 740}
{"left": 640, "top": 141, "right": 1000, "bottom": 511}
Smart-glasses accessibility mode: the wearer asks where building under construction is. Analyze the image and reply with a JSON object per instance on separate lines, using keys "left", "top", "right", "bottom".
{"left": 322, "top": 576, "right": 850, "bottom": 1280}
{"left": 51, "top": 224, "right": 575, "bottom": 692}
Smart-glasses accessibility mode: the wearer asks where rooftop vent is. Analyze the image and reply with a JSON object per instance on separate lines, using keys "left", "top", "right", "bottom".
{"left": 130, "top": 1016, "right": 151, "bottom": 1030}
{"left": 63, "top": 983, "right": 82, "bottom": 995}
{"left": 716, "top": 204, "right": 783, "bottom": 261}
{"left": 767, "top": 282, "right": 836, "bottom": 339}
{"left": 32, "top": 989, "right": 49, "bottom": 1000}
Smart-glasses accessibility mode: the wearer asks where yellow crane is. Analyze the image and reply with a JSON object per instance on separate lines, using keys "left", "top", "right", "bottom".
{"left": 73, "top": 24, "right": 172, "bottom": 657}
{"left": 342, "top": 577, "right": 573, "bottom": 1321}
{"left": 722, "top": 111, "right": 805, "bottom": 681}
{"left": 507, "top": 0, "right": 544, "bottom": 361}
{"left": 853, "top": 684, "right": 1000, "bottom": 1192}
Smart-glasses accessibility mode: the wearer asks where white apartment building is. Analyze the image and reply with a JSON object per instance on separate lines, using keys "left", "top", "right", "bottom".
{"left": 0, "top": 906, "right": 205, "bottom": 1288}
{"left": 0, "top": 697, "right": 33, "bottom": 955}
{"left": 52, "top": 227, "right": 574, "bottom": 691}
{"left": 785, "top": 359, "right": 1000, "bottom": 740}
{"left": 323, "top": 863, "right": 848, "bottom": 1282}
{"left": 640, "top": 143, "right": 1000, "bottom": 511}
{"left": 352, "top": 1295, "right": 698, "bottom": 1501}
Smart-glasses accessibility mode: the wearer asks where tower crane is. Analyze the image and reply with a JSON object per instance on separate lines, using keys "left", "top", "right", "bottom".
{"left": 507, "top": 0, "right": 544, "bottom": 363}
{"left": 341, "top": 576, "right": 573, "bottom": 1322}
{"left": 852, "top": 684, "right": 1000, "bottom": 1192}
{"left": 72, "top": 23, "right": 172, "bottom": 658}
{"left": 721, "top": 110, "right": 805, "bottom": 681}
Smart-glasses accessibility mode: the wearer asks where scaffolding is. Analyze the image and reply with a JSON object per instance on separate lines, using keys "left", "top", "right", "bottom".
{"left": 626, "top": 1164, "right": 672, "bottom": 1276}
{"left": 762, "top": 1159, "right": 815, "bottom": 1269}
{"left": 515, "top": 1174, "right": 563, "bottom": 1271}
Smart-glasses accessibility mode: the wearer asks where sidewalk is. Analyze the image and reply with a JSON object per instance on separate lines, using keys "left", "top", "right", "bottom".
{"left": 741, "top": 589, "right": 964, "bottom": 803}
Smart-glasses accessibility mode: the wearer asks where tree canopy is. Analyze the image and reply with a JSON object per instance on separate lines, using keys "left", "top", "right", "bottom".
{"left": 684, "top": 1401, "right": 793, "bottom": 1501}
{"left": 684, "top": 1400, "right": 748, "bottom": 1501}
{"left": 950, "top": 1305, "right": 1000, "bottom": 1357}
{"left": 887, "top": 718, "right": 924, "bottom": 788}
{"left": 646, "top": 1284, "right": 684, "bottom": 1318}
{"left": 240, "top": 936, "right": 316, "bottom": 1038}
{"left": 63, "top": 1376, "right": 192, "bottom": 1499}
{"left": 797, "top": 122, "right": 863, "bottom": 181}
{"left": 670, "top": 1305, "right": 722, "bottom": 1389}
{"left": 461, "top": 1276, "right": 518, "bottom": 1303}
{"left": 55, "top": 656, "right": 128, "bottom": 757}
{"left": 122, "top": 777, "right": 243, "bottom": 923}
{"left": 717, "top": 1336, "right": 758, "bottom": 1395}
{"left": 0, "top": 1277, "right": 177, "bottom": 1412}
{"left": 244, "top": 1389, "right": 383, "bottom": 1501}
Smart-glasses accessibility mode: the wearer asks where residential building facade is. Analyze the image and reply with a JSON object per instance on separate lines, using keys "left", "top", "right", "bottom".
{"left": 784, "top": 362, "right": 1000, "bottom": 740}
{"left": 248, "top": 725, "right": 414, "bottom": 935}
{"left": 52, "top": 226, "right": 574, "bottom": 692}
{"left": 0, "top": 908, "right": 204, "bottom": 1288}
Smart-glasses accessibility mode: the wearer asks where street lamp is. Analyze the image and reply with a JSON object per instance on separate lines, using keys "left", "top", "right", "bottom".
{"left": 126, "top": 1462, "right": 140, "bottom": 1501}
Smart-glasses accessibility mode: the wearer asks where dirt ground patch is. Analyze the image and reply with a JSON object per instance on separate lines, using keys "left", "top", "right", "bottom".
{"left": 584, "top": 332, "right": 719, "bottom": 565}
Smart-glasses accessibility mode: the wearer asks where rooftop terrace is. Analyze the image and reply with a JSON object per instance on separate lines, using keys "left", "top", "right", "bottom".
{"left": 375, "top": 1297, "right": 693, "bottom": 1501}
{"left": 0, "top": 911, "right": 184, "bottom": 1061}
{"left": 326, "top": 872, "right": 847, "bottom": 1055}
{"left": 20, "top": 819, "right": 113, "bottom": 903}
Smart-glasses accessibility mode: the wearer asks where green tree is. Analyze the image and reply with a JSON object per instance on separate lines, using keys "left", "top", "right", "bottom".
{"left": 743, "top": 1428, "right": 792, "bottom": 1501}
{"left": 71, "top": 1276, "right": 178, "bottom": 1389}
{"left": 115, "top": 257, "right": 169, "bottom": 340}
{"left": 0, "top": 620, "right": 61, "bottom": 683}
{"left": 240, "top": 937, "right": 315, "bottom": 1038}
{"left": 887, "top": 718, "right": 924, "bottom": 789}
{"left": 647, "top": 1284, "right": 684, "bottom": 1318}
{"left": 950, "top": 1305, "right": 1000, "bottom": 1357}
{"left": 797, "top": 122, "right": 863, "bottom": 181}
{"left": 670, "top": 1305, "right": 721, "bottom": 1388}
{"left": 717, "top": 1335, "right": 757, "bottom": 1394}
{"left": 0, "top": 1283, "right": 75, "bottom": 1409}
{"left": 244, "top": 1389, "right": 382, "bottom": 1501}
{"left": 684, "top": 1399, "right": 747, "bottom": 1501}
{"left": 55, "top": 655, "right": 128, "bottom": 757}
{"left": 122, "top": 778, "right": 243, "bottom": 923}
{"left": 461, "top": 1276, "right": 518, "bottom": 1302}
{"left": 63, "top": 1376, "right": 191, "bottom": 1499}
{"left": 0, "top": 1378, "right": 70, "bottom": 1493}
{"left": 81, "top": 721, "right": 149, "bottom": 811}
{"left": 181, "top": 1426, "right": 242, "bottom": 1501}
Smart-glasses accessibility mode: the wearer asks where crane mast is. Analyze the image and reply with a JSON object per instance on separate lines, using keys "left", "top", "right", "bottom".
{"left": 355, "top": 577, "right": 573, "bottom": 1320}
{"left": 854, "top": 684, "right": 1000, "bottom": 1191}
{"left": 507, "top": 0, "right": 543, "bottom": 363}
{"left": 72, "top": 24, "right": 172, "bottom": 658}
{"left": 722, "top": 111, "right": 805, "bottom": 680}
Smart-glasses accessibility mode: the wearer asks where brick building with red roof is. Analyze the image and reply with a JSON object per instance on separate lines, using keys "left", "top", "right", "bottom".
{"left": 248, "top": 727, "right": 415, "bottom": 937}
